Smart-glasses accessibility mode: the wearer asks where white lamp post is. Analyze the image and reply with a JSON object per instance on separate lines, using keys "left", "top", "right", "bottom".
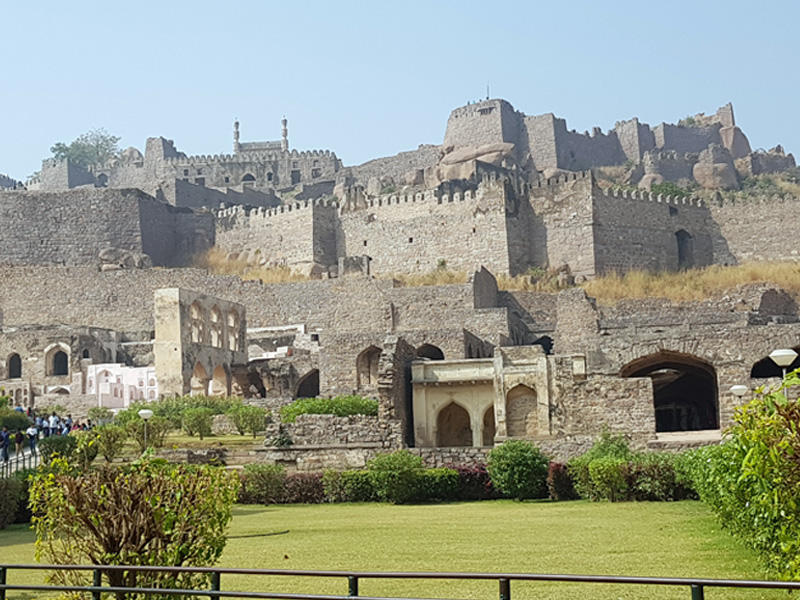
{"left": 138, "top": 409, "right": 154, "bottom": 449}
{"left": 769, "top": 348, "right": 798, "bottom": 380}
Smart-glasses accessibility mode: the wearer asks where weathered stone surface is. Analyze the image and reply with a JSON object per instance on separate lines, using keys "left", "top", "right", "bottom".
{"left": 720, "top": 125, "right": 752, "bottom": 159}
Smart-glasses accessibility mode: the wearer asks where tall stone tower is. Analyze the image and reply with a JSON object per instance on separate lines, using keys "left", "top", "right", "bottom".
{"left": 281, "top": 117, "right": 289, "bottom": 152}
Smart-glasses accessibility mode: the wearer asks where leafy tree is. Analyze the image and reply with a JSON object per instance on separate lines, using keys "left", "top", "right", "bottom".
{"left": 30, "top": 455, "right": 239, "bottom": 598}
{"left": 94, "top": 424, "right": 128, "bottom": 463}
{"left": 87, "top": 406, "right": 114, "bottom": 425}
{"left": 49, "top": 128, "right": 120, "bottom": 168}
{"left": 226, "top": 404, "right": 267, "bottom": 438}
{"left": 182, "top": 407, "right": 214, "bottom": 439}
{"left": 125, "top": 415, "right": 171, "bottom": 452}
{"left": 487, "top": 440, "right": 549, "bottom": 500}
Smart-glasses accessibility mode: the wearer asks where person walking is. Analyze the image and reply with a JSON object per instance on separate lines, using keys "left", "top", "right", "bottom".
{"left": 26, "top": 423, "right": 38, "bottom": 457}
{"left": 14, "top": 429, "right": 24, "bottom": 455}
{"left": 0, "top": 426, "right": 10, "bottom": 463}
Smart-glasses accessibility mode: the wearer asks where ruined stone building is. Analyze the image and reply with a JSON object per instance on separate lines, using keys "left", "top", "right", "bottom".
{"left": 0, "top": 97, "right": 797, "bottom": 467}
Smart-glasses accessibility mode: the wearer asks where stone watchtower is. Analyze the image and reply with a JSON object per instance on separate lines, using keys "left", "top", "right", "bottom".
{"left": 281, "top": 117, "right": 289, "bottom": 152}
{"left": 233, "top": 119, "right": 241, "bottom": 153}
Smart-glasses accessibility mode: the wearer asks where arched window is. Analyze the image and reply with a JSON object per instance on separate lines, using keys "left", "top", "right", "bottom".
{"left": 190, "top": 302, "right": 205, "bottom": 344}
{"left": 356, "top": 346, "right": 382, "bottom": 388}
{"left": 621, "top": 351, "right": 718, "bottom": 432}
{"left": 227, "top": 311, "right": 240, "bottom": 352}
{"left": 751, "top": 348, "right": 800, "bottom": 378}
{"left": 416, "top": 344, "right": 445, "bottom": 360}
{"left": 482, "top": 405, "right": 496, "bottom": 446}
{"left": 209, "top": 306, "right": 222, "bottom": 348}
{"left": 436, "top": 402, "right": 472, "bottom": 447}
{"left": 8, "top": 354, "right": 21, "bottom": 379}
{"left": 210, "top": 365, "right": 229, "bottom": 397}
{"left": 191, "top": 363, "right": 209, "bottom": 396}
{"left": 46, "top": 348, "right": 69, "bottom": 377}
{"left": 675, "top": 230, "right": 694, "bottom": 270}
{"left": 506, "top": 384, "right": 537, "bottom": 438}
{"left": 242, "top": 173, "right": 256, "bottom": 183}
{"left": 295, "top": 369, "right": 320, "bottom": 399}
{"left": 82, "top": 349, "right": 90, "bottom": 359}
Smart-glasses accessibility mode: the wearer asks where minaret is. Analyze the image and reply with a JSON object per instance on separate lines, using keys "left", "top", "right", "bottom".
{"left": 281, "top": 116, "right": 289, "bottom": 152}
{"left": 233, "top": 119, "right": 240, "bottom": 153}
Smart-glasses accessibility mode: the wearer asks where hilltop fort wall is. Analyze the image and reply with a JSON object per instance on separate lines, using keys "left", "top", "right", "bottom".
{"left": 0, "top": 188, "right": 213, "bottom": 268}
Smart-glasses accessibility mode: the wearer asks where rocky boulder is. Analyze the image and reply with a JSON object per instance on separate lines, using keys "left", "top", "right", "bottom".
{"left": 693, "top": 145, "right": 738, "bottom": 190}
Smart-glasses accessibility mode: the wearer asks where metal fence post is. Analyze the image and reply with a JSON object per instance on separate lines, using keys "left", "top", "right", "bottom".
{"left": 691, "top": 584, "right": 704, "bottom": 600}
{"left": 0, "top": 565, "right": 7, "bottom": 600}
{"left": 211, "top": 570, "right": 221, "bottom": 599}
{"left": 348, "top": 576, "right": 359, "bottom": 597}
{"left": 92, "top": 568, "right": 102, "bottom": 600}
{"left": 499, "top": 578, "right": 510, "bottom": 600}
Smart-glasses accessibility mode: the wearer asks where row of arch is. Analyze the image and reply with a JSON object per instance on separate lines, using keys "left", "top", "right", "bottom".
{"left": 7, "top": 346, "right": 79, "bottom": 379}
{"left": 189, "top": 303, "right": 242, "bottom": 352}
{"left": 190, "top": 362, "right": 231, "bottom": 396}
{"left": 356, "top": 343, "right": 445, "bottom": 390}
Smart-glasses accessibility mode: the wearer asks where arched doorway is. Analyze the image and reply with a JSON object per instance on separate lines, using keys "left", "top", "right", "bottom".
{"left": 210, "top": 365, "right": 229, "bottom": 396}
{"left": 8, "top": 354, "right": 21, "bottom": 379}
{"left": 532, "top": 336, "right": 553, "bottom": 355}
{"left": 751, "top": 347, "right": 800, "bottom": 378}
{"left": 47, "top": 349, "right": 69, "bottom": 376}
{"left": 436, "top": 402, "right": 472, "bottom": 447}
{"left": 191, "top": 363, "right": 209, "bottom": 396}
{"left": 242, "top": 173, "right": 256, "bottom": 183}
{"left": 482, "top": 405, "right": 496, "bottom": 446}
{"left": 506, "top": 384, "right": 537, "bottom": 437}
{"left": 417, "top": 344, "right": 445, "bottom": 360}
{"left": 675, "top": 230, "right": 694, "bottom": 270}
{"left": 621, "top": 351, "right": 718, "bottom": 432}
{"left": 356, "top": 346, "right": 382, "bottom": 388}
{"left": 296, "top": 369, "right": 319, "bottom": 399}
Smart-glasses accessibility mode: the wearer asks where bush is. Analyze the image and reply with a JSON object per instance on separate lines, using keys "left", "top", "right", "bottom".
{"left": 323, "top": 470, "right": 377, "bottom": 503}
{"left": 419, "top": 468, "right": 459, "bottom": 502}
{"left": 39, "top": 434, "right": 78, "bottom": 464}
{"left": 95, "top": 424, "right": 127, "bottom": 463}
{"left": 87, "top": 406, "right": 114, "bottom": 425}
{"left": 0, "top": 407, "right": 30, "bottom": 431}
{"left": 72, "top": 430, "right": 99, "bottom": 470}
{"left": 280, "top": 395, "right": 378, "bottom": 423}
{"left": 227, "top": 404, "right": 267, "bottom": 438}
{"left": 367, "top": 450, "right": 425, "bottom": 504}
{"left": 547, "top": 462, "right": 579, "bottom": 501}
{"left": 451, "top": 464, "right": 502, "bottom": 500}
{"left": 11, "top": 468, "right": 35, "bottom": 524}
{"left": 626, "top": 452, "right": 694, "bottom": 501}
{"left": 125, "top": 415, "right": 171, "bottom": 452}
{"left": 280, "top": 473, "right": 325, "bottom": 504}
{"left": 0, "top": 475, "right": 23, "bottom": 529}
{"left": 487, "top": 440, "right": 549, "bottom": 500}
{"left": 588, "top": 456, "right": 628, "bottom": 502}
{"left": 568, "top": 430, "right": 634, "bottom": 500}
{"left": 182, "top": 407, "right": 215, "bottom": 439}
{"left": 239, "top": 463, "right": 286, "bottom": 504}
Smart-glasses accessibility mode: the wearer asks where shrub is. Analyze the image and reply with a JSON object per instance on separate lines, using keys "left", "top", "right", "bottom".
{"left": 280, "top": 395, "right": 378, "bottom": 423}
{"left": 30, "top": 456, "right": 239, "bottom": 594}
{"left": 227, "top": 404, "right": 267, "bottom": 438}
{"left": 419, "top": 467, "right": 459, "bottom": 502}
{"left": 367, "top": 450, "right": 425, "bottom": 504}
{"left": 0, "top": 407, "right": 30, "bottom": 431}
{"left": 182, "top": 407, "right": 214, "bottom": 439}
{"left": 588, "top": 456, "right": 628, "bottom": 502}
{"left": 72, "top": 430, "right": 99, "bottom": 470}
{"left": 568, "top": 429, "right": 634, "bottom": 499}
{"left": 87, "top": 406, "right": 114, "bottom": 425}
{"left": 280, "top": 473, "right": 325, "bottom": 504}
{"left": 547, "top": 462, "right": 579, "bottom": 501}
{"left": 322, "top": 470, "right": 377, "bottom": 503}
{"left": 626, "top": 452, "right": 694, "bottom": 501}
{"left": 94, "top": 424, "right": 128, "bottom": 463}
{"left": 239, "top": 463, "right": 286, "bottom": 504}
{"left": 487, "top": 440, "right": 549, "bottom": 500}
{"left": 38, "top": 434, "right": 78, "bottom": 464}
{"left": 0, "top": 475, "right": 23, "bottom": 529}
{"left": 125, "top": 415, "right": 171, "bottom": 452}
{"left": 451, "top": 464, "right": 501, "bottom": 500}
{"left": 10, "top": 468, "right": 35, "bottom": 524}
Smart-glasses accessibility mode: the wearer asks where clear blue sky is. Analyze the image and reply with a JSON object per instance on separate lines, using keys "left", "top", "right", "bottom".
{"left": 2, "top": 0, "right": 798, "bottom": 180}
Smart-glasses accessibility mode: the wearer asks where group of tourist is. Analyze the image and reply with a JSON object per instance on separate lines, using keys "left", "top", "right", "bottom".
{"left": 1, "top": 408, "right": 94, "bottom": 463}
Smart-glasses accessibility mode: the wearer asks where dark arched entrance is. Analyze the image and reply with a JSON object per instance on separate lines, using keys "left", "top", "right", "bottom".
{"left": 621, "top": 351, "right": 718, "bottom": 432}
{"left": 8, "top": 354, "right": 21, "bottom": 379}
{"left": 417, "top": 344, "right": 444, "bottom": 360}
{"left": 436, "top": 402, "right": 472, "bottom": 447}
{"left": 751, "top": 347, "right": 800, "bottom": 378}
{"left": 52, "top": 351, "right": 69, "bottom": 376}
{"left": 295, "top": 369, "right": 320, "bottom": 399}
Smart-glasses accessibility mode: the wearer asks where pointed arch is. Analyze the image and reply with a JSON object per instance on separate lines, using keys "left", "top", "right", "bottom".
{"left": 436, "top": 402, "right": 472, "bottom": 447}
{"left": 295, "top": 369, "right": 320, "bottom": 399}
{"left": 621, "top": 350, "right": 718, "bottom": 432}
{"left": 356, "top": 346, "right": 382, "bottom": 388}
{"left": 210, "top": 365, "right": 229, "bottom": 396}
{"left": 482, "top": 405, "right": 496, "bottom": 446}
{"left": 191, "top": 363, "right": 209, "bottom": 396}
{"left": 8, "top": 353, "right": 21, "bottom": 379}
{"left": 45, "top": 344, "right": 70, "bottom": 377}
{"left": 532, "top": 336, "right": 553, "bottom": 355}
{"left": 751, "top": 347, "right": 800, "bottom": 378}
{"left": 416, "top": 344, "right": 445, "bottom": 360}
{"left": 506, "top": 384, "right": 537, "bottom": 438}
{"left": 190, "top": 302, "right": 205, "bottom": 344}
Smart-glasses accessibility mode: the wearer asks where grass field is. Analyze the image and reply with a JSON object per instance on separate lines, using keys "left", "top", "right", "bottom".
{"left": 0, "top": 500, "right": 787, "bottom": 600}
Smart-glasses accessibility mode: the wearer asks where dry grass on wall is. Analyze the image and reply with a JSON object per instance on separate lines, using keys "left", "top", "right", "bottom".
{"left": 582, "top": 262, "right": 800, "bottom": 304}
{"left": 191, "top": 248, "right": 310, "bottom": 284}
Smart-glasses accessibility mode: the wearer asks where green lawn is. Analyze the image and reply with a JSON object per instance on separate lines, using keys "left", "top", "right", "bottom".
{"left": 0, "top": 500, "right": 785, "bottom": 600}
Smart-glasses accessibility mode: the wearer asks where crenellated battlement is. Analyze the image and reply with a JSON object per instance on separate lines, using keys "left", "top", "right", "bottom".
{"left": 164, "top": 149, "right": 336, "bottom": 165}
{"left": 216, "top": 196, "right": 338, "bottom": 221}
{"left": 710, "top": 193, "right": 800, "bottom": 209}
{"left": 532, "top": 170, "right": 593, "bottom": 189}
{"left": 601, "top": 187, "right": 705, "bottom": 208}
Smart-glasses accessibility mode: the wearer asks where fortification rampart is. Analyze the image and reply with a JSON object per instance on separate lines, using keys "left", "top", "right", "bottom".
{"left": 347, "top": 144, "right": 442, "bottom": 186}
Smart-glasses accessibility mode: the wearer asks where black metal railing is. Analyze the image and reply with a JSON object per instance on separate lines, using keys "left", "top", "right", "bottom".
{"left": 3, "top": 564, "right": 800, "bottom": 600}
{"left": 0, "top": 449, "right": 39, "bottom": 478}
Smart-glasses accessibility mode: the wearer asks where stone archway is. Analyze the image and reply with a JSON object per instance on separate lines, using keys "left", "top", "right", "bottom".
{"left": 436, "top": 402, "right": 472, "bottom": 447}
{"left": 621, "top": 350, "right": 718, "bottom": 432}
{"left": 191, "top": 363, "right": 209, "bottom": 396}
{"left": 506, "top": 384, "right": 537, "bottom": 438}
{"left": 8, "top": 353, "right": 21, "bottom": 379}
{"left": 482, "top": 405, "right": 496, "bottom": 446}
{"left": 356, "top": 346, "right": 382, "bottom": 388}
{"left": 417, "top": 344, "right": 445, "bottom": 360}
{"left": 751, "top": 347, "right": 800, "bottom": 378}
{"left": 295, "top": 369, "right": 320, "bottom": 399}
{"left": 210, "top": 365, "right": 229, "bottom": 396}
